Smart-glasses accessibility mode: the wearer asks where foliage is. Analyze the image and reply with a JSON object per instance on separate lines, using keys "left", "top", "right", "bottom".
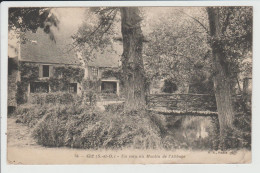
{"left": 189, "top": 78, "right": 214, "bottom": 94}
{"left": 28, "top": 92, "right": 82, "bottom": 105}
{"left": 9, "top": 7, "right": 59, "bottom": 42}
{"left": 49, "top": 66, "right": 84, "bottom": 92}
{"left": 143, "top": 8, "right": 212, "bottom": 90}
{"left": 143, "top": 7, "right": 252, "bottom": 96}
{"left": 16, "top": 104, "right": 49, "bottom": 127}
{"left": 206, "top": 7, "right": 252, "bottom": 149}
{"left": 13, "top": 7, "right": 252, "bottom": 151}
{"left": 16, "top": 92, "right": 85, "bottom": 127}
{"left": 16, "top": 94, "right": 250, "bottom": 150}
{"left": 71, "top": 7, "right": 119, "bottom": 62}
{"left": 16, "top": 62, "right": 39, "bottom": 104}
{"left": 16, "top": 62, "right": 84, "bottom": 104}
{"left": 16, "top": 81, "right": 28, "bottom": 104}
{"left": 53, "top": 66, "right": 84, "bottom": 82}
{"left": 101, "top": 93, "right": 121, "bottom": 100}
{"left": 207, "top": 7, "right": 252, "bottom": 84}
{"left": 206, "top": 96, "right": 251, "bottom": 150}
{"left": 102, "top": 68, "right": 123, "bottom": 81}
{"left": 104, "top": 103, "right": 124, "bottom": 112}
{"left": 81, "top": 79, "right": 101, "bottom": 105}
{"left": 31, "top": 103, "right": 163, "bottom": 149}
{"left": 19, "top": 62, "right": 39, "bottom": 82}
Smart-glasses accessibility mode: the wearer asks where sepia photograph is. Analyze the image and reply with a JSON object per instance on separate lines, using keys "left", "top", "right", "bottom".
{"left": 4, "top": 4, "right": 254, "bottom": 165}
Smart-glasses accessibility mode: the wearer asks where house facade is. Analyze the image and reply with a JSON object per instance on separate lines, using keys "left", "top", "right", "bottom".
{"left": 8, "top": 29, "right": 121, "bottom": 110}
{"left": 85, "top": 52, "right": 121, "bottom": 96}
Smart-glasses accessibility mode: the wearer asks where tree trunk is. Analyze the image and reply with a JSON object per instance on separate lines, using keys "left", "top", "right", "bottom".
{"left": 207, "top": 7, "right": 235, "bottom": 149}
{"left": 120, "top": 7, "right": 146, "bottom": 111}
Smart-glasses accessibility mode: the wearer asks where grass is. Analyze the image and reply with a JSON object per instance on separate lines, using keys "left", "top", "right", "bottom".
{"left": 14, "top": 92, "right": 251, "bottom": 150}
{"left": 15, "top": 102, "right": 218, "bottom": 150}
{"left": 15, "top": 101, "right": 163, "bottom": 149}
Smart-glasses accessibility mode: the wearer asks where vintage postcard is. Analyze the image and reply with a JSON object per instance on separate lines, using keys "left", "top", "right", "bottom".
{"left": 1, "top": 1, "right": 259, "bottom": 170}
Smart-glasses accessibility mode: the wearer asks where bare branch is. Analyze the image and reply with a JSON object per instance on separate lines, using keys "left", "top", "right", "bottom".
{"left": 66, "top": 8, "right": 118, "bottom": 53}
{"left": 175, "top": 9, "right": 210, "bottom": 35}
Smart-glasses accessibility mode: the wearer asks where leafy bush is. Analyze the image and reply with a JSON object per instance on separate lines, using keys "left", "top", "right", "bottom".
{"left": 207, "top": 96, "right": 252, "bottom": 150}
{"left": 28, "top": 92, "right": 82, "bottom": 105}
{"left": 16, "top": 104, "right": 49, "bottom": 127}
{"left": 32, "top": 105, "right": 164, "bottom": 149}
{"left": 17, "top": 93, "right": 251, "bottom": 150}
{"left": 84, "top": 90, "right": 98, "bottom": 106}
{"left": 217, "top": 113, "right": 251, "bottom": 150}
{"left": 101, "top": 93, "right": 120, "bottom": 100}
{"left": 15, "top": 94, "right": 86, "bottom": 127}
{"left": 104, "top": 103, "right": 124, "bottom": 112}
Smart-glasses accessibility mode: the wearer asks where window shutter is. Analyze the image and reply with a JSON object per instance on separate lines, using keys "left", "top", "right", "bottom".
{"left": 49, "top": 66, "right": 53, "bottom": 77}
{"left": 39, "top": 65, "right": 43, "bottom": 78}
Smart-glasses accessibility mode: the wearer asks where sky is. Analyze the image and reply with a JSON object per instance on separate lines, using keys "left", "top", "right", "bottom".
{"left": 51, "top": 8, "right": 86, "bottom": 43}
{"left": 8, "top": 7, "right": 206, "bottom": 58}
{"left": 8, "top": 8, "right": 86, "bottom": 57}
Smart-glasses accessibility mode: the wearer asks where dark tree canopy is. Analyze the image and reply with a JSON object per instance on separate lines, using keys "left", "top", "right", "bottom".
{"left": 9, "top": 7, "right": 59, "bottom": 41}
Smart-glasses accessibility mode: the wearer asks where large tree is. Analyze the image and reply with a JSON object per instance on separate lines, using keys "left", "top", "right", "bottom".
{"left": 73, "top": 7, "right": 147, "bottom": 111}
{"left": 120, "top": 7, "right": 147, "bottom": 111}
{"left": 142, "top": 7, "right": 252, "bottom": 149}
{"left": 207, "top": 7, "right": 252, "bottom": 149}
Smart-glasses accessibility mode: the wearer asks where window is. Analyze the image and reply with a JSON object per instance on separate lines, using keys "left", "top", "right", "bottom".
{"left": 69, "top": 83, "right": 77, "bottom": 93}
{"left": 101, "top": 81, "right": 117, "bottom": 94}
{"left": 91, "top": 67, "right": 98, "bottom": 76}
{"left": 30, "top": 82, "right": 49, "bottom": 93}
{"left": 43, "top": 65, "right": 49, "bottom": 77}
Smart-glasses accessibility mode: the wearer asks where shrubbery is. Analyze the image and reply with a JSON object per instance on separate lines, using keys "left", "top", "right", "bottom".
{"left": 14, "top": 92, "right": 251, "bottom": 150}
{"left": 28, "top": 92, "right": 82, "bottom": 105}
{"left": 16, "top": 104, "right": 48, "bottom": 127}
{"left": 16, "top": 95, "right": 164, "bottom": 149}
{"left": 31, "top": 104, "right": 163, "bottom": 149}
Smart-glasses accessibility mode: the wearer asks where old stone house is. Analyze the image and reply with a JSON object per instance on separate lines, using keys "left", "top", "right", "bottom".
{"left": 86, "top": 52, "right": 121, "bottom": 95}
{"left": 8, "top": 29, "right": 121, "bottom": 112}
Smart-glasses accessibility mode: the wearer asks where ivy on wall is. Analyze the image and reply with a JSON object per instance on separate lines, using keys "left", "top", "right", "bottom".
{"left": 102, "top": 68, "right": 122, "bottom": 80}
{"left": 19, "top": 62, "right": 39, "bottom": 82}
{"left": 16, "top": 62, "right": 40, "bottom": 104}
{"left": 50, "top": 66, "right": 84, "bottom": 92}
{"left": 16, "top": 62, "right": 84, "bottom": 104}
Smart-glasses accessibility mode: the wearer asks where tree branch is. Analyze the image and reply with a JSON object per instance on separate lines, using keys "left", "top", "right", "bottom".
{"left": 221, "top": 8, "right": 233, "bottom": 34}
{"left": 67, "top": 8, "right": 118, "bottom": 53}
{"left": 176, "top": 9, "right": 210, "bottom": 35}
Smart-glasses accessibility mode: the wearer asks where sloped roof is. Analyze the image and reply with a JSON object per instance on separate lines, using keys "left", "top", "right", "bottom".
{"left": 20, "top": 29, "right": 80, "bottom": 65}
{"left": 88, "top": 51, "right": 121, "bottom": 68}
{"left": 20, "top": 29, "right": 121, "bottom": 67}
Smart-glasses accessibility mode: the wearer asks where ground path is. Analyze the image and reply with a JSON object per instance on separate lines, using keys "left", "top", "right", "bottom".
{"left": 7, "top": 117, "right": 37, "bottom": 148}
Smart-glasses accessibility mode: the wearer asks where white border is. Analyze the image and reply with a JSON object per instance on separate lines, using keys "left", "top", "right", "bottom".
{"left": 1, "top": 1, "right": 260, "bottom": 173}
